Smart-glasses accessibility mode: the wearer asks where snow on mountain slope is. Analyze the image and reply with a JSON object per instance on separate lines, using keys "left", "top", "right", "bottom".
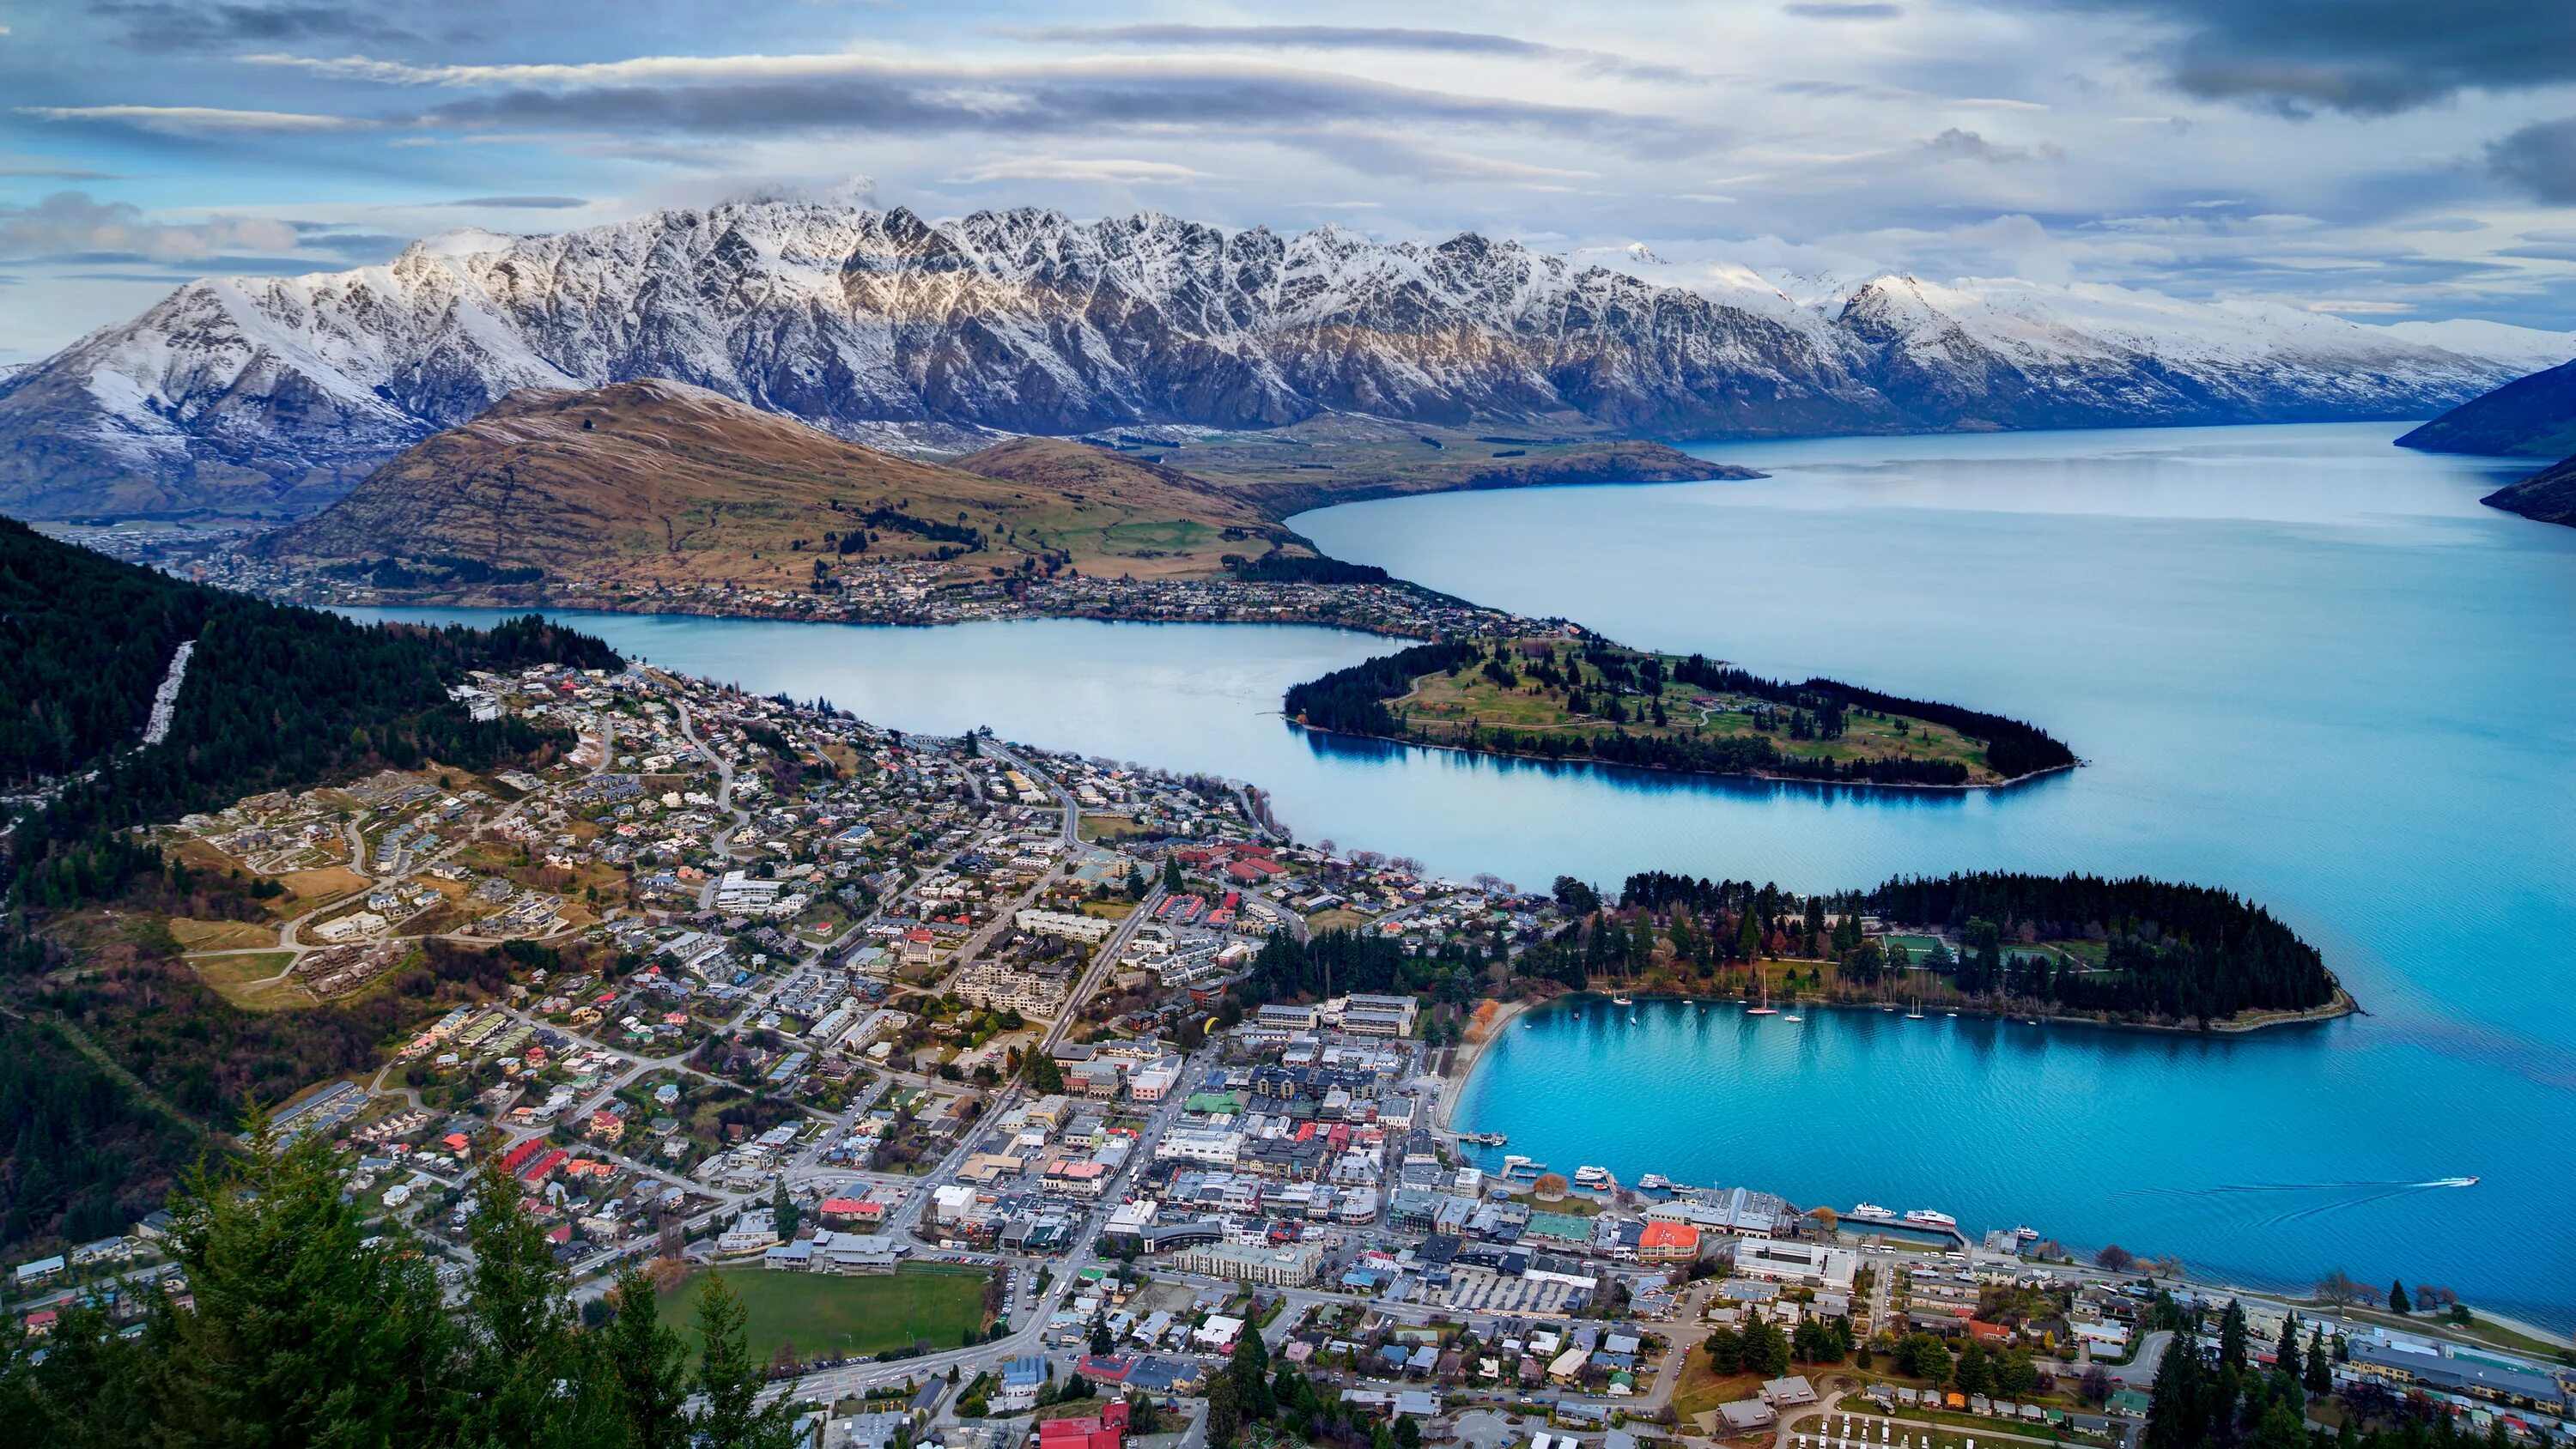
{"left": 2383, "top": 319, "right": 2576, "bottom": 375}
{"left": 0, "top": 198, "right": 2561, "bottom": 518}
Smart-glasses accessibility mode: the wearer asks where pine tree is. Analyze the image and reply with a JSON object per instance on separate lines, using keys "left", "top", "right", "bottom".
{"left": 2142, "top": 1323, "right": 2208, "bottom": 1449}
{"left": 2387, "top": 1280, "right": 2410, "bottom": 1315}
{"left": 1163, "top": 856, "right": 1187, "bottom": 894}
{"left": 155, "top": 1123, "right": 458, "bottom": 1449}
{"left": 1205, "top": 1373, "right": 1242, "bottom": 1446}
{"left": 692, "top": 1275, "right": 802, "bottom": 1449}
{"left": 603, "top": 1270, "right": 695, "bottom": 1449}
{"left": 459, "top": 1158, "right": 612, "bottom": 1449}
{"left": 2303, "top": 1328, "right": 2331, "bottom": 1395}
{"left": 2220, "top": 1298, "right": 2250, "bottom": 1372}
{"left": 2275, "top": 1313, "right": 2304, "bottom": 1385}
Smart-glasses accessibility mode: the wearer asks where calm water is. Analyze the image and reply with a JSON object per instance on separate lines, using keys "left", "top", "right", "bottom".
{"left": 350, "top": 421, "right": 2576, "bottom": 1327}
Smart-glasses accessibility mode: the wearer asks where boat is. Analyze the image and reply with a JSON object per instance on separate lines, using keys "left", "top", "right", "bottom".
{"left": 1637, "top": 1173, "right": 1674, "bottom": 1191}
{"left": 2014, "top": 1225, "right": 2039, "bottom": 1241}
{"left": 1747, "top": 974, "right": 1778, "bottom": 1017}
{"left": 1904, "top": 1209, "right": 1959, "bottom": 1229}
{"left": 1573, "top": 1165, "right": 1614, "bottom": 1189}
{"left": 1850, "top": 1203, "right": 1898, "bottom": 1224}
{"left": 1501, "top": 1155, "right": 1534, "bottom": 1177}
{"left": 1783, "top": 1013, "right": 1804, "bottom": 1023}
{"left": 1629, "top": 1014, "right": 1639, "bottom": 1024}
{"left": 1611, "top": 995, "right": 1633, "bottom": 1007}
{"left": 1460, "top": 1131, "right": 1508, "bottom": 1148}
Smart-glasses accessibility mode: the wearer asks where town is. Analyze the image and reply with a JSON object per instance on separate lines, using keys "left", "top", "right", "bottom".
{"left": 58, "top": 523, "right": 1556, "bottom": 642}
{"left": 9, "top": 657, "right": 2568, "bottom": 1449}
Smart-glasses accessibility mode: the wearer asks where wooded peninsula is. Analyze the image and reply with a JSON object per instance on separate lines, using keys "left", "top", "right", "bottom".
{"left": 1282, "top": 636, "right": 2077, "bottom": 787}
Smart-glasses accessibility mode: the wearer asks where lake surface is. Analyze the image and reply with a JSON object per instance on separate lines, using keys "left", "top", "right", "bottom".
{"left": 351, "top": 421, "right": 2576, "bottom": 1328}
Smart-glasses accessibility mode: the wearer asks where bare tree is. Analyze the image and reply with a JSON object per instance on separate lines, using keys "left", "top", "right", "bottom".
{"left": 2315, "top": 1269, "right": 2362, "bottom": 1307}
{"left": 2093, "top": 1243, "right": 2137, "bottom": 1273}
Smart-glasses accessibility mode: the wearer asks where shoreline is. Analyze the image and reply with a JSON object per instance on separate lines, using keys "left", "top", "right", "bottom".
{"left": 276, "top": 587, "right": 1463, "bottom": 641}
{"left": 1441, "top": 980, "right": 2357, "bottom": 1070}
{"left": 1431, "top": 995, "right": 1540, "bottom": 1140}
{"left": 1296, "top": 720, "right": 2081, "bottom": 793}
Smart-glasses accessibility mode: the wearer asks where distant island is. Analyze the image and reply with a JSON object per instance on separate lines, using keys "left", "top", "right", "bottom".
{"left": 1284, "top": 636, "right": 2076, "bottom": 787}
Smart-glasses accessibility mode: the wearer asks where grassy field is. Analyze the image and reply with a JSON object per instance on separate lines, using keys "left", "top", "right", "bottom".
{"left": 657, "top": 1264, "right": 990, "bottom": 1362}
{"left": 192, "top": 952, "right": 311, "bottom": 1010}
{"left": 169, "top": 917, "right": 279, "bottom": 950}
{"left": 1396, "top": 639, "right": 2000, "bottom": 779}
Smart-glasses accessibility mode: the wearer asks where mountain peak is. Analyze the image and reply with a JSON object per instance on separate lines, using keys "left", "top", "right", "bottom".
{"left": 1, "top": 198, "right": 2567, "bottom": 519}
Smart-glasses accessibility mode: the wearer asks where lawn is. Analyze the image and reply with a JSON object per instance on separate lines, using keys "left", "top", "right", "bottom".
{"left": 657, "top": 1264, "right": 991, "bottom": 1362}
{"left": 192, "top": 952, "right": 313, "bottom": 1010}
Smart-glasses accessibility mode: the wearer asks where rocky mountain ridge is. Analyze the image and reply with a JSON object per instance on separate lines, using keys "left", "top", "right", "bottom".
{"left": 2, "top": 199, "right": 2568, "bottom": 518}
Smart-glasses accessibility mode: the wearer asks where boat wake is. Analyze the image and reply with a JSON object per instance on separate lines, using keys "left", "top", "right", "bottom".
{"left": 2112, "top": 1177, "right": 2477, "bottom": 1228}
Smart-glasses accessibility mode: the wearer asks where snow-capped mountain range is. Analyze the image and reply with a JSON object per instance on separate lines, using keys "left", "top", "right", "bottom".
{"left": 1, "top": 199, "right": 2568, "bottom": 518}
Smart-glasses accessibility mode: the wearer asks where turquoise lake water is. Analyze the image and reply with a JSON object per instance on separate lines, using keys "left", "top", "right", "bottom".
{"left": 349, "top": 421, "right": 2576, "bottom": 1326}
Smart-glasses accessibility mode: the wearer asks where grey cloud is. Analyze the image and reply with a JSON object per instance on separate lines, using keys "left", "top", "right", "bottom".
{"left": 415, "top": 66, "right": 1704, "bottom": 161}
{"left": 2390, "top": 217, "right": 2491, "bottom": 234}
{"left": 0, "top": 191, "right": 300, "bottom": 262}
{"left": 2495, "top": 243, "right": 2576, "bottom": 262}
{"left": 2020, "top": 0, "right": 2576, "bottom": 115}
{"left": 1925, "top": 128, "right": 2063, "bottom": 163}
{"left": 1784, "top": 4, "right": 1904, "bottom": 19}
{"left": 89, "top": 1, "right": 422, "bottom": 54}
{"left": 1014, "top": 23, "right": 1702, "bottom": 85}
{"left": 2488, "top": 118, "right": 2576, "bottom": 204}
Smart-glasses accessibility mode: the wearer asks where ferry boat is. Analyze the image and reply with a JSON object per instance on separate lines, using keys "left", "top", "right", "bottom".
{"left": 1460, "top": 1131, "right": 1509, "bottom": 1148}
{"left": 2014, "top": 1224, "right": 2039, "bottom": 1241}
{"left": 1573, "top": 1165, "right": 1615, "bottom": 1189}
{"left": 1904, "top": 1209, "right": 1959, "bottom": 1229}
{"left": 1637, "top": 1173, "right": 1674, "bottom": 1191}
{"left": 1850, "top": 1203, "right": 1898, "bottom": 1224}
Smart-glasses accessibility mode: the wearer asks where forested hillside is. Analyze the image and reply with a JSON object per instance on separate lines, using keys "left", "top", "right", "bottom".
{"left": 0, "top": 518, "right": 619, "bottom": 1252}
{"left": 1868, "top": 871, "right": 2336, "bottom": 1021}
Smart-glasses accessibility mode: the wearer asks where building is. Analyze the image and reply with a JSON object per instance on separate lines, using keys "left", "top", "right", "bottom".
{"left": 2348, "top": 1341, "right": 2570, "bottom": 1413}
{"left": 716, "top": 1210, "right": 780, "bottom": 1256}
{"left": 1016, "top": 908, "right": 1116, "bottom": 943}
{"left": 1729, "top": 1236, "right": 1856, "bottom": 1290}
{"left": 995, "top": 1355, "right": 1048, "bottom": 1412}
{"left": 1169, "top": 1240, "right": 1322, "bottom": 1287}
{"left": 1036, "top": 1400, "right": 1129, "bottom": 1449}
{"left": 1637, "top": 1220, "right": 1703, "bottom": 1264}
{"left": 1762, "top": 1376, "right": 1820, "bottom": 1408}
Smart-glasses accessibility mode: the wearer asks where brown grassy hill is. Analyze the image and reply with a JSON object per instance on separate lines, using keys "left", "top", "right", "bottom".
{"left": 945, "top": 436, "right": 1291, "bottom": 577}
{"left": 261, "top": 380, "right": 1285, "bottom": 587}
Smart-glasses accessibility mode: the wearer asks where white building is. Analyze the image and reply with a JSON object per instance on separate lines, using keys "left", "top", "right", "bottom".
{"left": 1014, "top": 908, "right": 1115, "bottom": 943}
{"left": 1729, "top": 1237, "right": 1857, "bottom": 1290}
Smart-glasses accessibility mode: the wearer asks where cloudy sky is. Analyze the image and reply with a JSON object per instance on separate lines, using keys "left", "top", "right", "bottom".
{"left": 2, "top": 0, "right": 2573, "bottom": 361}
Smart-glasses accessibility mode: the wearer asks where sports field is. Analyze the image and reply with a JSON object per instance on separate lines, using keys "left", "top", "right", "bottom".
{"left": 656, "top": 1263, "right": 990, "bottom": 1362}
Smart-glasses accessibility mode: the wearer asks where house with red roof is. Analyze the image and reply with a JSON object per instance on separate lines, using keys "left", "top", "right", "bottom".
{"left": 1038, "top": 1399, "right": 1128, "bottom": 1449}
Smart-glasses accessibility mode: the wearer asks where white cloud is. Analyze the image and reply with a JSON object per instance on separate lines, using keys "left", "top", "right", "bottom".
{"left": 18, "top": 105, "right": 367, "bottom": 134}
{"left": 950, "top": 157, "right": 1213, "bottom": 185}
